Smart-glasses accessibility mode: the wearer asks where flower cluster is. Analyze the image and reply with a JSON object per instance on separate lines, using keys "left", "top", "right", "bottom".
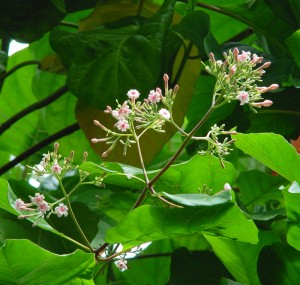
{"left": 92, "top": 74, "right": 178, "bottom": 157}
{"left": 28, "top": 142, "right": 72, "bottom": 177}
{"left": 204, "top": 48, "right": 279, "bottom": 111}
{"left": 15, "top": 193, "right": 68, "bottom": 224}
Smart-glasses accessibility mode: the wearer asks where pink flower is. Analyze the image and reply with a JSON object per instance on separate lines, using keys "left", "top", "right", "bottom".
{"left": 148, "top": 90, "right": 161, "bottom": 103}
{"left": 115, "top": 119, "right": 130, "bottom": 132}
{"left": 15, "top": 199, "right": 27, "bottom": 211}
{"left": 115, "top": 259, "right": 128, "bottom": 271}
{"left": 159, "top": 108, "right": 171, "bottom": 119}
{"left": 30, "top": 193, "right": 45, "bottom": 205}
{"left": 38, "top": 201, "right": 50, "bottom": 213}
{"left": 55, "top": 203, "right": 68, "bottom": 217}
{"left": 238, "top": 50, "right": 251, "bottom": 62}
{"left": 127, "top": 89, "right": 140, "bottom": 100}
{"left": 51, "top": 161, "right": 62, "bottom": 175}
{"left": 236, "top": 91, "right": 249, "bottom": 105}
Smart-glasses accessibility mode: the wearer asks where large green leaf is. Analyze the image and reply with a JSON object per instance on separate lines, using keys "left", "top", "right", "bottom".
{"left": 167, "top": 247, "right": 233, "bottom": 285}
{"left": 155, "top": 154, "right": 237, "bottom": 194}
{"left": 234, "top": 133, "right": 300, "bottom": 183}
{"left": 237, "top": 170, "right": 286, "bottom": 211}
{"left": 0, "top": 0, "right": 65, "bottom": 42}
{"left": 283, "top": 181, "right": 300, "bottom": 251}
{"left": 0, "top": 239, "right": 95, "bottom": 284}
{"left": 106, "top": 190, "right": 258, "bottom": 249}
{"left": 258, "top": 243, "right": 300, "bottom": 285}
{"left": 50, "top": 0, "right": 176, "bottom": 109}
{"left": 205, "top": 231, "right": 277, "bottom": 285}
{"left": 80, "top": 154, "right": 237, "bottom": 194}
{"left": 286, "top": 29, "right": 300, "bottom": 69}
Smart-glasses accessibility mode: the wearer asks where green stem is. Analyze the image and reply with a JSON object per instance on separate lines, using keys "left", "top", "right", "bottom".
{"left": 0, "top": 85, "right": 68, "bottom": 135}
{"left": 57, "top": 177, "right": 93, "bottom": 252}
{"left": 0, "top": 60, "right": 40, "bottom": 81}
{"left": 148, "top": 94, "right": 224, "bottom": 187}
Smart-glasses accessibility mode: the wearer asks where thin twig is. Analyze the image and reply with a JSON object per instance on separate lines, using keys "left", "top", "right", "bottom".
{"left": 0, "top": 122, "right": 80, "bottom": 176}
{"left": 0, "top": 85, "right": 68, "bottom": 135}
{"left": 0, "top": 60, "right": 40, "bottom": 81}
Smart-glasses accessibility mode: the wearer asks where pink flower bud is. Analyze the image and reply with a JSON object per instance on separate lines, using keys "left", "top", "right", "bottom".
{"left": 251, "top": 100, "right": 273, "bottom": 107}
{"left": 15, "top": 199, "right": 27, "bottom": 211}
{"left": 237, "top": 50, "right": 251, "bottom": 62}
{"left": 209, "top": 52, "right": 216, "bottom": 62}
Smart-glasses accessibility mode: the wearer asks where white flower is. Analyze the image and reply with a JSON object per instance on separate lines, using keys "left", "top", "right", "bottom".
{"left": 30, "top": 193, "right": 45, "bottom": 205}
{"left": 127, "top": 89, "right": 140, "bottom": 100}
{"left": 55, "top": 203, "right": 68, "bottom": 217}
{"left": 38, "top": 201, "right": 50, "bottom": 213}
{"left": 115, "top": 259, "right": 128, "bottom": 271}
{"left": 115, "top": 119, "right": 130, "bottom": 132}
{"left": 159, "top": 108, "right": 170, "bottom": 119}
{"left": 51, "top": 160, "right": 62, "bottom": 174}
{"left": 15, "top": 199, "right": 27, "bottom": 211}
{"left": 148, "top": 90, "right": 161, "bottom": 103}
{"left": 236, "top": 91, "right": 249, "bottom": 105}
{"left": 224, "top": 183, "right": 232, "bottom": 190}
{"left": 237, "top": 50, "right": 251, "bottom": 62}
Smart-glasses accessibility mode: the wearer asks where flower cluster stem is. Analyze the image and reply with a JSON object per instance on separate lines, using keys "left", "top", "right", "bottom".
{"left": 57, "top": 177, "right": 93, "bottom": 252}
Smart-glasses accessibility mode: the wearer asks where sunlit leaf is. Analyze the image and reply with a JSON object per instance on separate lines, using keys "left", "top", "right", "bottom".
{"left": 234, "top": 133, "right": 300, "bottom": 183}
{"left": 106, "top": 190, "right": 258, "bottom": 249}
{"left": 0, "top": 239, "right": 95, "bottom": 284}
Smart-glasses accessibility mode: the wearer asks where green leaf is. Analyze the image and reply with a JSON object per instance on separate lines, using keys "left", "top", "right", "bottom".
{"left": 0, "top": 239, "right": 95, "bottom": 284}
{"left": 237, "top": 170, "right": 286, "bottom": 211}
{"left": 0, "top": 179, "right": 18, "bottom": 215}
{"left": 283, "top": 181, "right": 300, "bottom": 251}
{"left": 258, "top": 243, "right": 300, "bottom": 285}
{"left": 50, "top": 0, "right": 176, "bottom": 109}
{"left": 0, "top": 1, "right": 65, "bottom": 42}
{"left": 234, "top": 133, "right": 300, "bottom": 183}
{"left": 173, "top": 10, "right": 220, "bottom": 57}
{"left": 162, "top": 190, "right": 233, "bottom": 207}
{"left": 155, "top": 154, "right": 237, "bottom": 194}
{"left": 205, "top": 231, "right": 277, "bottom": 285}
{"left": 286, "top": 29, "right": 300, "bottom": 69}
{"left": 167, "top": 247, "right": 233, "bottom": 285}
{"left": 106, "top": 190, "right": 258, "bottom": 249}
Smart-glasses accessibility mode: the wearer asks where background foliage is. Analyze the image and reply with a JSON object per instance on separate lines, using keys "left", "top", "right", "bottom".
{"left": 0, "top": 0, "right": 300, "bottom": 284}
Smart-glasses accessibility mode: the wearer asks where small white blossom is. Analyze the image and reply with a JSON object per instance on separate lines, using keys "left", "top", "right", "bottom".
{"left": 159, "top": 108, "right": 170, "bottom": 120}
{"left": 148, "top": 90, "right": 161, "bottom": 103}
{"left": 127, "top": 89, "right": 140, "bottom": 100}
{"left": 115, "top": 259, "right": 128, "bottom": 271}
{"left": 115, "top": 119, "right": 130, "bottom": 132}
{"left": 55, "top": 203, "right": 68, "bottom": 217}
{"left": 238, "top": 50, "right": 251, "bottom": 62}
{"left": 15, "top": 199, "right": 27, "bottom": 211}
{"left": 38, "top": 201, "right": 50, "bottom": 213}
{"left": 236, "top": 91, "right": 249, "bottom": 105}
{"left": 51, "top": 160, "right": 62, "bottom": 174}
{"left": 30, "top": 193, "right": 45, "bottom": 205}
{"left": 224, "top": 183, "right": 232, "bottom": 190}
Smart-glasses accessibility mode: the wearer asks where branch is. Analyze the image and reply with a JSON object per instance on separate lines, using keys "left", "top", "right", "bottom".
{"left": 0, "top": 85, "right": 68, "bottom": 135}
{"left": 0, "top": 122, "right": 80, "bottom": 175}
{"left": 0, "top": 60, "right": 40, "bottom": 81}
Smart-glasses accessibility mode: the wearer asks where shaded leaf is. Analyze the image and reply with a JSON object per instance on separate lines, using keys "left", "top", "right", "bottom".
{"left": 258, "top": 243, "right": 300, "bottom": 285}
{"left": 167, "top": 247, "right": 232, "bottom": 285}
{"left": 0, "top": 239, "right": 95, "bottom": 284}
{"left": 0, "top": 0, "right": 65, "bottom": 42}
